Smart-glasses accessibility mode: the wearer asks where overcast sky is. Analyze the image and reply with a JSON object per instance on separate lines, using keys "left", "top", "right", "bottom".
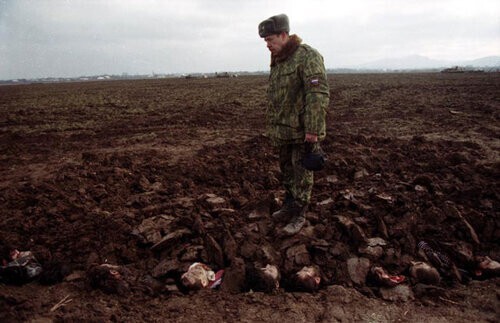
{"left": 1, "top": 0, "right": 499, "bottom": 79}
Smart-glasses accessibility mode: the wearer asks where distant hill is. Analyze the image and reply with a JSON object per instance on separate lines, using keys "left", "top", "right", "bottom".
{"left": 355, "top": 55, "right": 500, "bottom": 70}
{"left": 462, "top": 56, "right": 500, "bottom": 67}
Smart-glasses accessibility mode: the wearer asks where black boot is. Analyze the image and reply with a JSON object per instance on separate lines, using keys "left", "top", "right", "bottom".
{"left": 271, "top": 193, "right": 295, "bottom": 222}
{"left": 282, "top": 203, "right": 307, "bottom": 235}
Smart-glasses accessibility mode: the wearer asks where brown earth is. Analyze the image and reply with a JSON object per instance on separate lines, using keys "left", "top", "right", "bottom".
{"left": 0, "top": 73, "right": 499, "bottom": 322}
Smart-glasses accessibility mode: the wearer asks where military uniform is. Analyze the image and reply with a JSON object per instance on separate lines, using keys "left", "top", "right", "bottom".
{"left": 266, "top": 35, "right": 329, "bottom": 205}
{"left": 259, "top": 14, "right": 329, "bottom": 235}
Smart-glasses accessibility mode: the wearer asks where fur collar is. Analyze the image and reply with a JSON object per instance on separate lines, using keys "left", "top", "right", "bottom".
{"left": 271, "top": 34, "right": 302, "bottom": 67}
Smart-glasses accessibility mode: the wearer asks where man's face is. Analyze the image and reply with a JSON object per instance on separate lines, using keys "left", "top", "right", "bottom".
{"left": 264, "top": 33, "right": 287, "bottom": 55}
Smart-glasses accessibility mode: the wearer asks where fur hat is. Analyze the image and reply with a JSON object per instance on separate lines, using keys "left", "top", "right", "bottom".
{"left": 258, "top": 14, "right": 290, "bottom": 38}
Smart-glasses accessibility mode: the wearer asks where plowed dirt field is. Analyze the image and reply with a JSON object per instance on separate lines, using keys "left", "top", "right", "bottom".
{"left": 1, "top": 73, "right": 499, "bottom": 322}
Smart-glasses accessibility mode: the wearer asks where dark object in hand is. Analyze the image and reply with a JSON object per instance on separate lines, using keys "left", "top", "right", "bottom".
{"left": 302, "top": 143, "right": 326, "bottom": 171}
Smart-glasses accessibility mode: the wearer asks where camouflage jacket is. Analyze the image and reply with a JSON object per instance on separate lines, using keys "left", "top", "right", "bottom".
{"left": 267, "top": 35, "right": 329, "bottom": 145}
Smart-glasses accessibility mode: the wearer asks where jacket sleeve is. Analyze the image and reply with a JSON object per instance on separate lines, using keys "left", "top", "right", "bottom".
{"left": 301, "top": 49, "right": 330, "bottom": 138}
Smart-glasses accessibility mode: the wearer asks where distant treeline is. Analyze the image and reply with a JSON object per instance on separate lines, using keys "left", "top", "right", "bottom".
{"left": 3, "top": 67, "right": 500, "bottom": 85}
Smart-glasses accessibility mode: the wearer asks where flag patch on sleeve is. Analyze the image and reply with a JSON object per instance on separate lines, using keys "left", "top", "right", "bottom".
{"left": 310, "top": 78, "right": 319, "bottom": 86}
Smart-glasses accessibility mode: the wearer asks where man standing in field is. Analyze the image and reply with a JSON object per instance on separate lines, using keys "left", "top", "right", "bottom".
{"left": 258, "top": 14, "right": 329, "bottom": 235}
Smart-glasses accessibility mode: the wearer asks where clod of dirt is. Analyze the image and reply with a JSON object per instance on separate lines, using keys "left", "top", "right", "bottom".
{"left": 204, "top": 234, "right": 224, "bottom": 268}
{"left": 152, "top": 259, "right": 181, "bottom": 279}
{"left": 347, "top": 257, "right": 371, "bottom": 285}
{"left": 132, "top": 215, "right": 176, "bottom": 245}
{"left": 220, "top": 257, "right": 246, "bottom": 293}
{"left": 151, "top": 228, "right": 192, "bottom": 251}
{"left": 335, "top": 216, "right": 368, "bottom": 245}
{"left": 248, "top": 203, "right": 270, "bottom": 220}
{"left": 359, "top": 238, "right": 387, "bottom": 260}
{"left": 203, "top": 194, "right": 227, "bottom": 209}
{"left": 379, "top": 285, "right": 415, "bottom": 302}
{"left": 284, "top": 244, "right": 311, "bottom": 272}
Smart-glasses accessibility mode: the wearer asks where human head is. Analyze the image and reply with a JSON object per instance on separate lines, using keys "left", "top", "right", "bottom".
{"left": 258, "top": 14, "right": 290, "bottom": 55}
{"left": 86, "top": 264, "right": 130, "bottom": 295}
{"left": 247, "top": 263, "right": 280, "bottom": 292}
{"left": 181, "top": 262, "right": 213, "bottom": 290}
{"left": 294, "top": 266, "right": 321, "bottom": 292}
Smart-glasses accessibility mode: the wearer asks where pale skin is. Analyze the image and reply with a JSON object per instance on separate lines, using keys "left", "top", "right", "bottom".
{"left": 297, "top": 266, "right": 321, "bottom": 286}
{"left": 264, "top": 32, "right": 319, "bottom": 143}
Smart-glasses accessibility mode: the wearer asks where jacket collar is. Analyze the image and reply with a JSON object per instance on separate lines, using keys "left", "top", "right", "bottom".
{"left": 271, "top": 34, "right": 302, "bottom": 67}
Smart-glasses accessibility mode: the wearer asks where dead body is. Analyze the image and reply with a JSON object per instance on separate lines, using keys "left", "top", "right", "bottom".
{"left": 86, "top": 264, "right": 132, "bottom": 295}
{"left": 0, "top": 249, "right": 43, "bottom": 285}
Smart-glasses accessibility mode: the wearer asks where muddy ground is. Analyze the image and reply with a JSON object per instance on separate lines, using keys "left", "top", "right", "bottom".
{"left": 0, "top": 73, "right": 499, "bottom": 322}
